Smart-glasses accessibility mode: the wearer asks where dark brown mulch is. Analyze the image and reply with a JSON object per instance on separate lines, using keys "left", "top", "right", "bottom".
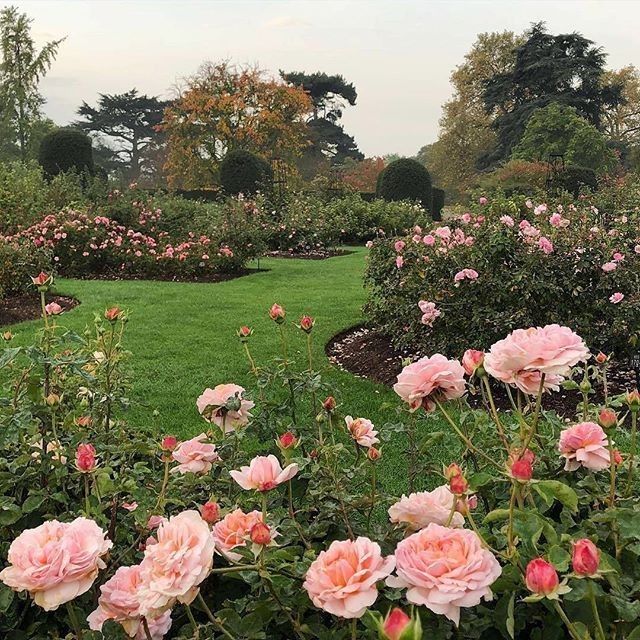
{"left": 326, "top": 325, "right": 640, "bottom": 416}
{"left": 0, "top": 294, "right": 79, "bottom": 327}
{"left": 70, "top": 268, "right": 267, "bottom": 284}
{"left": 265, "top": 249, "right": 353, "bottom": 260}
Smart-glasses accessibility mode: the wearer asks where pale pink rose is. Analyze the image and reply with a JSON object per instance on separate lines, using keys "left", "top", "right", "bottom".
{"left": 87, "top": 565, "right": 172, "bottom": 639}
{"left": 387, "top": 523, "right": 501, "bottom": 625}
{"left": 394, "top": 240, "right": 405, "bottom": 252}
{"left": 423, "top": 234, "right": 435, "bottom": 246}
{"left": 303, "top": 537, "right": 395, "bottom": 619}
{"left": 212, "top": 508, "right": 264, "bottom": 561}
{"left": 499, "top": 215, "right": 514, "bottom": 227}
{"left": 462, "top": 349, "right": 484, "bottom": 376}
{"left": 484, "top": 325, "right": 588, "bottom": 394}
{"left": 388, "top": 485, "right": 464, "bottom": 530}
{"left": 634, "top": 245, "right": 640, "bottom": 254}
{"left": 460, "top": 213, "right": 472, "bottom": 223}
{"left": 138, "top": 510, "right": 215, "bottom": 617}
{"left": 538, "top": 237, "right": 553, "bottom": 254}
{"left": 610, "top": 292, "right": 624, "bottom": 304}
{"left": 454, "top": 268, "right": 479, "bottom": 283}
{"left": 559, "top": 422, "right": 610, "bottom": 471}
{"left": 412, "top": 234, "right": 421, "bottom": 243}
{"left": 122, "top": 502, "right": 138, "bottom": 512}
{"left": 434, "top": 226, "right": 451, "bottom": 240}
{"left": 396, "top": 256, "right": 404, "bottom": 269}
{"left": 0, "top": 517, "right": 112, "bottom": 611}
{"left": 534, "top": 204, "right": 547, "bottom": 216}
{"left": 418, "top": 300, "right": 440, "bottom": 327}
{"left": 613, "top": 252, "right": 624, "bottom": 262}
{"left": 602, "top": 261, "right": 617, "bottom": 273}
{"left": 345, "top": 416, "right": 379, "bottom": 447}
{"left": 45, "top": 302, "right": 63, "bottom": 315}
{"left": 365, "top": 240, "right": 373, "bottom": 248}
{"left": 147, "top": 515, "right": 166, "bottom": 530}
{"left": 478, "top": 197, "right": 488, "bottom": 205}
{"left": 171, "top": 433, "right": 220, "bottom": 475}
{"left": 196, "top": 383, "right": 254, "bottom": 431}
{"left": 525, "top": 199, "right": 533, "bottom": 208}
{"left": 230, "top": 454, "right": 298, "bottom": 491}
{"left": 393, "top": 354, "right": 466, "bottom": 412}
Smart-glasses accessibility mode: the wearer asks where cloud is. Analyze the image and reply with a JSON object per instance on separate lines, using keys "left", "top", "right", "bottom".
{"left": 263, "top": 15, "right": 309, "bottom": 29}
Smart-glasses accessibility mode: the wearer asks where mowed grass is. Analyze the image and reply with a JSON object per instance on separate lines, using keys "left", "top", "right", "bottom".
{"left": 4, "top": 248, "right": 457, "bottom": 496}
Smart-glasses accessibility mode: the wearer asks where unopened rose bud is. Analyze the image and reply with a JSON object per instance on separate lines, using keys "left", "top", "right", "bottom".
{"left": 161, "top": 436, "right": 177, "bottom": 451}
{"left": 525, "top": 558, "right": 559, "bottom": 596}
{"left": 31, "top": 272, "right": 52, "bottom": 289}
{"left": 613, "top": 449, "right": 623, "bottom": 465}
{"left": 572, "top": 539, "right": 600, "bottom": 577}
{"left": 250, "top": 521, "right": 272, "bottom": 546}
{"left": 237, "top": 325, "right": 253, "bottom": 341}
{"left": 269, "top": 303, "right": 286, "bottom": 323}
{"left": 510, "top": 458, "right": 533, "bottom": 482}
{"left": 298, "top": 315, "right": 315, "bottom": 333}
{"left": 45, "top": 393, "right": 60, "bottom": 407}
{"left": 104, "top": 307, "right": 122, "bottom": 322}
{"left": 200, "top": 501, "right": 220, "bottom": 524}
{"left": 367, "top": 446, "right": 382, "bottom": 461}
{"left": 379, "top": 607, "right": 423, "bottom": 640}
{"left": 598, "top": 407, "right": 617, "bottom": 431}
{"left": 449, "top": 473, "right": 468, "bottom": 496}
{"left": 323, "top": 396, "right": 336, "bottom": 412}
{"left": 595, "top": 352, "right": 609, "bottom": 365}
{"left": 444, "top": 463, "right": 462, "bottom": 480}
{"left": 75, "top": 443, "right": 97, "bottom": 473}
{"left": 278, "top": 431, "right": 298, "bottom": 450}
{"left": 579, "top": 380, "right": 592, "bottom": 393}
{"left": 462, "top": 349, "right": 485, "bottom": 377}
{"left": 626, "top": 389, "right": 640, "bottom": 411}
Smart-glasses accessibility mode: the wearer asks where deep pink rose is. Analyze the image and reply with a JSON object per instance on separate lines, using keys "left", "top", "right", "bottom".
{"left": 303, "top": 537, "right": 395, "bottom": 619}
{"left": 171, "top": 433, "right": 220, "bottom": 475}
{"left": 572, "top": 539, "right": 600, "bottom": 576}
{"left": 388, "top": 485, "right": 464, "bottom": 530}
{"left": 525, "top": 558, "right": 559, "bottom": 596}
{"left": 196, "top": 383, "right": 254, "bottom": 431}
{"left": 559, "top": 422, "right": 610, "bottom": 471}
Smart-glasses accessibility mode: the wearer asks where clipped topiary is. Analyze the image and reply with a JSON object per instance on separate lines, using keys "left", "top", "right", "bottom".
{"left": 220, "top": 149, "right": 273, "bottom": 196}
{"left": 431, "top": 187, "right": 445, "bottom": 221}
{"left": 376, "top": 158, "right": 433, "bottom": 215}
{"left": 556, "top": 165, "right": 598, "bottom": 197}
{"left": 38, "top": 128, "right": 94, "bottom": 178}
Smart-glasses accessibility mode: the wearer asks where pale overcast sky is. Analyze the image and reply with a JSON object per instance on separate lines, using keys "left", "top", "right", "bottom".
{"left": 8, "top": 0, "right": 640, "bottom": 157}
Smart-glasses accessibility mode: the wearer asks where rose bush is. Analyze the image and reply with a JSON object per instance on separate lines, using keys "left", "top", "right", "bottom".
{"left": 364, "top": 195, "right": 640, "bottom": 357}
{"left": 3, "top": 275, "right": 640, "bottom": 638}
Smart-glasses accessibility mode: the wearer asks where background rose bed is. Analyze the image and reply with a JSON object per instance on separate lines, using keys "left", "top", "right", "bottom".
{"left": 2, "top": 279, "right": 640, "bottom": 639}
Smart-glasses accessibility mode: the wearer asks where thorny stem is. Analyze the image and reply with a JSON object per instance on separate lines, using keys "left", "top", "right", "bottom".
{"left": 407, "top": 411, "right": 418, "bottom": 492}
{"left": 66, "top": 602, "right": 84, "bottom": 639}
{"left": 83, "top": 473, "right": 91, "bottom": 515}
{"left": 288, "top": 479, "right": 311, "bottom": 549}
{"left": 196, "top": 592, "right": 237, "bottom": 639}
{"left": 626, "top": 410, "right": 638, "bottom": 496}
{"left": 608, "top": 434, "right": 617, "bottom": 507}
{"left": 481, "top": 376, "right": 510, "bottom": 452}
{"left": 154, "top": 456, "right": 170, "bottom": 511}
{"left": 351, "top": 619, "right": 357, "bottom": 640}
{"left": 520, "top": 374, "right": 545, "bottom": 454}
{"left": 588, "top": 580, "right": 606, "bottom": 640}
{"left": 553, "top": 601, "right": 583, "bottom": 640}
{"left": 185, "top": 603, "right": 200, "bottom": 639}
{"left": 366, "top": 463, "right": 377, "bottom": 535}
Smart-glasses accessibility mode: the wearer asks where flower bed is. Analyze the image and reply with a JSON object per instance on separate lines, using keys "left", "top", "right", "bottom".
{"left": 364, "top": 196, "right": 640, "bottom": 358}
{"left": 2, "top": 274, "right": 640, "bottom": 638}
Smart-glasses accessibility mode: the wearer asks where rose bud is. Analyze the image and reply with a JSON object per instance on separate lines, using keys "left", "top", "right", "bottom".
{"left": 237, "top": 325, "right": 253, "bottom": 341}
{"left": 200, "top": 501, "right": 220, "bottom": 524}
{"left": 449, "top": 473, "right": 469, "bottom": 496}
{"left": 595, "top": 352, "right": 609, "bottom": 365}
{"left": 2, "top": 331, "right": 13, "bottom": 341}
{"left": 367, "top": 446, "right": 382, "bottom": 461}
{"left": 298, "top": 315, "right": 315, "bottom": 333}
{"left": 75, "top": 415, "right": 92, "bottom": 427}
{"left": 525, "top": 558, "right": 559, "bottom": 596}
{"left": 462, "top": 349, "right": 485, "bottom": 376}
{"left": 598, "top": 407, "right": 617, "bottom": 431}
{"left": 269, "top": 303, "right": 286, "bottom": 323}
{"left": 444, "top": 463, "right": 463, "bottom": 480}
{"left": 104, "top": 307, "right": 122, "bottom": 322}
{"left": 31, "top": 272, "right": 52, "bottom": 289}
{"left": 379, "top": 607, "right": 422, "bottom": 640}
{"left": 614, "top": 449, "right": 623, "bottom": 465}
{"left": 75, "top": 443, "right": 97, "bottom": 473}
{"left": 250, "top": 521, "right": 272, "bottom": 546}
{"left": 323, "top": 396, "right": 336, "bottom": 412}
{"left": 278, "top": 431, "right": 298, "bottom": 450}
{"left": 44, "top": 393, "right": 60, "bottom": 407}
{"left": 626, "top": 389, "right": 640, "bottom": 411}
{"left": 572, "top": 539, "right": 600, "bottom": 576}
{"left": 510, "top": 458, "right": 533, "bottom": 482}
{"left": 161, "top": 436, "right": 178, "bottom": 452}
{"left": 309, "top": 449, "right": 319, "bottom": 460}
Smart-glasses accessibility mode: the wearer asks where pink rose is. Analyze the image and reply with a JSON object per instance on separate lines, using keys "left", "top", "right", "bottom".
{"left": 538, "top": 237, "right": 553, "bottom": 254}
{"left": 0, "top": 517, "right": 112, "bottom": 611}
{"left": 45, "top": 302, "right": 63, "bottom": 315}
{"left": 230, "top": 454, "right": 298, "bottom": 491}
{"left": 559, "top": 422, "right": 610, "bottom": 471}
{"left": 423, "top": 234, "right": 435, "bottom": 246}
{"left": 393, "top": 354, "right": 466, "bottom": 412}
{"left": 525, "top": 558, "right": 559, "bottom": 596}
{"left": 602, "top": 261, "right": 617, "bottom": 272}
{"left": 75, "top": 443, "right": 97, "bottom": 472}
{"left": 396, "top": 256, "right": 404, "bottom": 269}
{"left": 462, "top": 349, "right": 484, "bottom": 376}
{"left": 304, "top": 537, "right": 395, "bottom": 619}
{"left": 387, "top": 524, "right": 501, "bottom": 625}
{"left": 572, "top": 539, "right": 600, "bottom": 576}
{"left": 394, "top": 240, "right": 405, "bottom": 252}
{"left": 345, "top": 416, "right": 379, "bottom": 447}
{"left": 196, "top": 383, "right": 254, "bottom": 431}
{"left": 138, "top": 510, "right": 215, "bottom": 617}
{"left": 479, "top": 196, "right": 488, "bottom": 205}
{"left": 388, "top": 485, "right": 464, "bottom": 530}
{"left": 499, "top": 215, "right": 514, "bottom": 227}
{"left": 87, "top": 565, "right": 172, "bottom": 639}
{"left": 171, "top": 433, "right": 220, "bottom": 475}
{"left": 610, "top": 292, "right": 624, "bottom": 304}
{"left": 418, "top": 300, "right": 440, "bottom": 327}
{"left": 212, "top": 508, "right": 264, "bottom": 561}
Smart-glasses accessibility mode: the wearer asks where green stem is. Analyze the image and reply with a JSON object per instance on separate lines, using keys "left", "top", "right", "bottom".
{"left": 243, "top": 342, "right": 258, "bottom": 376}
{"left": 185, "top": 603, "right": 200, "bottom": 638}
{"left": 351, "top": 619, "right": 357, "bottom": 640}
{"left": 196, "top": 592, "right": 237, "bottom": 639}
{"left": 407, "top": 411, "right": 417, "bottom": 492}
{"left": 626, "top": 410, "right": 638, "bottom": 496}
{"left": 588, "top": 580, "right": 606, "bottom": 640}
{"left": 210, "top": 564, "right": 259, "bottom": 574}
{"left": 288, "top": 479, "right": 311, "bottom": 549}
{"left": 552, "top": 601, "right": 583, "bottom": 640}
{"left": 154, "top": 457, "right": 170, "bottom": 511}
{"left": 481, "top": 376, "right": 510, "bottom": 452}
{"left": 83, "top": 473, "right": 91, "bottom": 515}
{"left": 608, "top": 434, "right": 617, "bottom": 507}
{"left": 66, "top": 602, "right": 84, "bottom": 639}
{"left": 520, "top": 374, "right": 545, "bottom": 453}
{"left": 366, "top": 463, "right": 377, "bottom": 535}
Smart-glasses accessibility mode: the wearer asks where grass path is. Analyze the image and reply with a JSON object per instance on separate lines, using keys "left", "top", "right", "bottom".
{"left": 6, "top": 248, "right": 451, "bottom": 495}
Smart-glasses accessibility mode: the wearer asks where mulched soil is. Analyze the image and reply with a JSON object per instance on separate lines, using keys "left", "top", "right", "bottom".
{"left": 71, "top": 268, "right": 267, "bottom": 283}
{"left": 265, "top": 249, "right": 353, "bottom": 260}
{"left": 0, "top": 294, "right": 79, "bottom": 327}
{"left": 326, "top": 325, "right": 640, "bottom": 416}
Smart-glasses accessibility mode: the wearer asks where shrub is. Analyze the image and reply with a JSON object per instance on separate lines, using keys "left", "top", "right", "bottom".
{"left": 2, "top": 293, "right": 640, "bottom": 639}
{"left": 432, "top": 187, "right": 445, "bottom": 221}
{"left": 220, "top": 149, "right": 273, "bottom": 196}
{"left": 377, "top": 158, "right": 433, "bottom": 214}
{"left": 0, "top": 241, "right": 50, "bottom": 298}
{"left": 365, "top": 196, "right": 640, "bottom": 357}
{"left": 557, "top": 165, "right": 598, "bottom": 197}
{"left": 38, "top": 128, "right": 95, "bottom": 178}
{"left": 477, "top": 159, "right": 548, "bottom": 196}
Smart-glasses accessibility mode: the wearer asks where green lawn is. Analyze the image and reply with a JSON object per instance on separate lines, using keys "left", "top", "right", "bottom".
{"left": 5, "top": 247, "right": 453, "bottom": 495}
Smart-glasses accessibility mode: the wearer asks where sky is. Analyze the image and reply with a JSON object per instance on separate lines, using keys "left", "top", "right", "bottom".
{"left": 7, "top": 0, "right": 640, "bottom": 157}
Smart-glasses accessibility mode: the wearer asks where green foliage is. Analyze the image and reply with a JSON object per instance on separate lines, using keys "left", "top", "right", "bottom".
{"left": 38, "top": 128, "right": 94, "bottom": 178}
{"left": 432, "top": 187, "right": 445, "bottom": 221}
{"left": 512, "top": 103, "right": 616, "bottom": 172}
{"left": 0, "top": 241, "right": 49, "bottom": 298}
{"left": 477, "top": 159, "right": 548, "bottom": 197}
{"left": 377, "top": 158, "right": 433, "bottom": 214}
{"left": 557, "top": 165, "right": 599, "bottom": 196}
{"left": 220, "top": 149, "right": 272, "bottom": 196}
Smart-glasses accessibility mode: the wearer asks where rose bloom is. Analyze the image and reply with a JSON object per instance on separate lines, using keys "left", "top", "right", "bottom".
{"left": 500, "top": 215, "right": 515, "bottom": 227}
{"left": 230, "top": 454, "right": 298, "bottom": 491}
{"left": 484, "top": 325, "right": 588, "bottom": 395}
{"left": 602, "top": 261, "right": 617, "bottom": 273}
{"left": 212, "top": 508, "right": 264, "bottom": 561}
{"left": 45, "top": 302, "right": 63, "bottom": 315}
{"left": 87, "top": 565, "right": 172, "bottom": 639}
{"left": 138, "top": 510, "right": 215, "bottom": 617}
{"left": 572, "top": 539, "right": 600, "bottom": 576}
{"left": 75, "top": 443, "right": 97, "bottom": 472}
{"left": 387, "top": 523, "right": 501, "bottom": 625}
{"left": 388, "top": 485, "right": 464, "bottom": 530}
{"left": 0, "top": 517, "right": 112, "bottom": 611}
{"left": 196, "top": 383, "right": 254, "bottom": 432}
{"left": 171, "top": 433, "right": 220, "bottom": 475}
{"left": 525, "top": 558, "right": 559, "bottom": 596}
{"left": 394, "top": 240, "right": 405, "bottom": 252}
{"left": 462, "top": 349, "right": 484, "bottom": 376}
{"left": 345, "top": 415, "right": 379, "bottom": 447}
{"left": 393, "top": 354, "right": 466, "bottom": 412}
{"left": 396, "top": 255, "right": 404, "bottom": 269}
{"left": 418, "top": 300, "right": 441, "bottom": 327}
{"left": 610, "top": 292, "right": 624, "bottom": 304}
{"left": 303, "top": 537, "right": 395, "bottom": 619}
{"left": 559, "top": 422, "right": 610, "bottom": 471}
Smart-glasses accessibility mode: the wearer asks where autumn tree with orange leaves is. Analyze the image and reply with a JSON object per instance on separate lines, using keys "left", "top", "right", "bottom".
{"left": 341, "top": 156, "right": 386, "bottom": 192}
{"left": 161, "top": 61, "right": 312, "bottom": 189}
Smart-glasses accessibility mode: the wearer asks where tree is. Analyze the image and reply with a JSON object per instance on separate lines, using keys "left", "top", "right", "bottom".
{"left": 601, "top": 66, "right": 640, "bottom": 144}
{"left": 483, "top": 23, "right": 621, "bottom": 165}
{"left": 512, "top": 103, "right": 616, "bottom": 172}
{"left": 341, "top": 156, "right": 385, "bottom": 192}
{"left": 75, "top": 89, "right": 167, "bottom": 182}
{"left": 280, "top": 70, "right": 363, "bottom": 177}
{"left": 0, "top": 6, "right": 64, "bottom": 160}
{"left": 417, "top": 31, "right": 523, "bottom": 199}
{"left": 161, "top": 61, "right": 312, "bottom": 189}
